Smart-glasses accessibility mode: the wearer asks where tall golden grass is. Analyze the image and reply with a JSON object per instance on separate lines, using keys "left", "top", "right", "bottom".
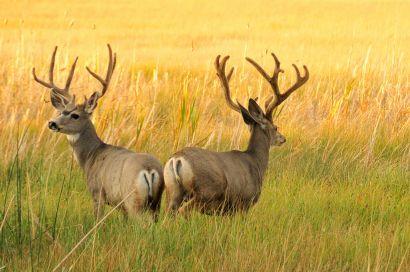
{"left": 0, "top": 0, "right": 409, "bottom": 271}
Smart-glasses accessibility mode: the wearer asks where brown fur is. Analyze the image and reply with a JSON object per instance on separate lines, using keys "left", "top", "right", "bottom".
{"left": 67, "top": 120, "right": 164, "bottom": 219}
{"left": 49, "top": 108, "right": 165, "bottom": 220}
{"left": 164, "top": 112, "right": 282, "bottom": 215}
{"left": 164, "top": 53, "right": 308, "bottom": 216}
{"left": 33, "top": 45, "right": 164, "bottom": 220}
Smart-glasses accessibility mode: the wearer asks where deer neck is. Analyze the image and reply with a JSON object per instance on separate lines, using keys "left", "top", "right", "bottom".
{"left": 67, "top": 121, "right": 104, "bottom": 169}
{"left": 246, "top": 124, "right": 270, "bottom": 177}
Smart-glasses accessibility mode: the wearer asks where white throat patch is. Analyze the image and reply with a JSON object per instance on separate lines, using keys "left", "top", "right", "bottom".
{"left": 67, "top": 133, "right": 80, "bottom": 143}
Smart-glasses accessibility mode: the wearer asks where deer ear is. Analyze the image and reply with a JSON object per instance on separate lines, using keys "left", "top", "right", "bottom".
{"left": 238, "top": 102, "right": 257, "bottom": 125}
{"left": 84, "top": 92, "right": 99, "bottom": 114}
{"left": 50, "top": 92, "right": 66, "bottom": 111}
{"left": 247, "top": 98, "right": 265, "bottom": 122}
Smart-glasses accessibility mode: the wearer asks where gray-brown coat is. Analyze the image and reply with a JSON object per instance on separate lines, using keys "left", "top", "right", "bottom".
{"left": 164, "top": 53, "right": 309, "bottom": 215}
{"left": 33, "top": 45, "right": 164, "bottom": 219}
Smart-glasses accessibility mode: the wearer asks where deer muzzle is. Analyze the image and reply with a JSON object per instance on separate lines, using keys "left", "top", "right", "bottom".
{"left": 48, "top": 121, "right": 60, "bottom": 131}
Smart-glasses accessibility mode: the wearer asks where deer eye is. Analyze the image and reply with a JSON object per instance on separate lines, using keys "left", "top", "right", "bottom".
{"left": 71, "top": 113, "right": 80, "bottom": 120}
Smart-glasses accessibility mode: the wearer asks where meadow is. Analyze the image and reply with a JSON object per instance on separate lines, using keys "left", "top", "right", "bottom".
{"left": 0, "top": 0, "right": 409, "bottom": 271}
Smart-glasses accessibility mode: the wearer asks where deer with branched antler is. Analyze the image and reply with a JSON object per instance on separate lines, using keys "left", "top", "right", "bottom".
{"left": 164, "top": 53, "right": 309, "bottom": 215}
{"left": 33, "top": 45, "right": 164, "bottom": 220}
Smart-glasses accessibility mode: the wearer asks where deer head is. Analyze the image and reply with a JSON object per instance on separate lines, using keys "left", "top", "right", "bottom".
{"left": 33, "top": 44, "right": 116, "bottom": 135}
{"left": 215, "top": 53, "right": 309, "bottom": 146}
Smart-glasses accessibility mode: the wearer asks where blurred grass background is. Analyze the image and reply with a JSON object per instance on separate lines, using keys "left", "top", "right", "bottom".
{"left": 0, "top": 0, "right": 409, "bottom": 271}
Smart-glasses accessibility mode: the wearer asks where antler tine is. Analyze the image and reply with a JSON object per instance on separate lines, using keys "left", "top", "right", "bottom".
{"left": 269, "top": 53, "right": 285, "bottom": 94}
{"left": 32, "top": 46, "right": 77, "bottom": 102}
{"left": 48, "top": 46, "right": 57, "bottom": 85}
{"left": 51, "top": 56, "right": 78, "bottom": 103}
{"left": 246, "top": 53, "right": 283, "bottom": 97}
{"left": 215, "top": 55, "right": 241, "bottom": 113}
{"left": 268, "top": 63, "right": 309, "bottom": 107}
{"left": 245, "top": 57, "right": 270, "bottom": 82}
{"left": 86, "top": 43, "right": 117, "bottom": 98}
{"left": 32, "top": 46, "right": 58, "bottom": 89}
{"left": 64, "top": 57, "right": 78, "bottom": 90}
{"left": 246, "top": 53, "right": 309, "bottom": 120}
{"left": 32, "top": 68, "right": 52, "bottom": 89}
{"left": 285, "top": 64, "right": 309, "bottom": 95}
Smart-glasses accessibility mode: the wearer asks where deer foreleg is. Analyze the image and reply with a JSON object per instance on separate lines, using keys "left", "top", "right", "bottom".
{"left": 92, "top": 188, "right": 106, "bottom": 220}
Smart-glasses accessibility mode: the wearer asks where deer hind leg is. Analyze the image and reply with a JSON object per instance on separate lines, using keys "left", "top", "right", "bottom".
{"left": 178, "top": 196, "right": 198, "bottom": 218}
{"left": 123, "top": 191, "right": 145, "bottom": 219}
{"left": 123, "top": 172, "right": 152, "bottom": 218}
{"left": 147, "top": 169, "right": 163, "bottom": 222}
{"left": 164, "top": 158, "right": 188, "bottom": 214}
{"left": 122, "top": 194, "right": 151, "bottom": 228}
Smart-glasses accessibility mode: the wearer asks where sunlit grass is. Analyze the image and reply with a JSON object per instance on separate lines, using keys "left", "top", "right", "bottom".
{"left": 0, "top": 0, "right": 409, "bottom": 271}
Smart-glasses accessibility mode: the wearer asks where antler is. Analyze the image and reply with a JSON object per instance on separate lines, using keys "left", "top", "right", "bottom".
{"left": 86, "top": 44, "right": 117, "bottom": 100}
{"left": 215, "top": 55, "right": 241, "bottom": 113}
{"left": 32, "top": 46, "right": 78, "bottom": 104}
{"left": 246, "top": 53, "right": 309, "bottom": 120}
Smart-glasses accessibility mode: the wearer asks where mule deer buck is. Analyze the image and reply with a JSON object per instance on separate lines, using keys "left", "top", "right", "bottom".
{"left": 33, "top": 45, "right": 164, "bottom": 220}
{"left": 164, "top": 53, "right": 309, "bottom": 215}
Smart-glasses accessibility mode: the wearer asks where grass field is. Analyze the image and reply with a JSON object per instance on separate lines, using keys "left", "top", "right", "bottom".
{"left": 0, "top": 0, "right": 409, "bottom": 271}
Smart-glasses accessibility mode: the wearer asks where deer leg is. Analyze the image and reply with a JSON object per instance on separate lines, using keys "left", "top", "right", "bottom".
{"left": 149, "top": 200, "right": 161, "bottom": 223}
{"left": 93, "top": 192, "right": 105, "bottom": 220}
{"left": 123, "top": 192, "right": 145, "bottom": 219}
{"left": 122, "top": 194, "right": 153, "bottom": 227}
{"left": 120, "top": 206, "right": 129, "bottom": 221}
{"left": 166, "top": 186, "right": 185, "bottom": 214}
{"left": 164, "top": 169, "right": 185, "bottom": 214}
{"left": 145, "top": 197, "right": 160, "bottom": 222}
{"left": 94, "top": 198, "right": 104, "bottom": 221}
{"left": 178, "top": 196, "right": 197, "bottom": 218}
{"left": 149, "top": 181, "right": 163, "bottom": 223}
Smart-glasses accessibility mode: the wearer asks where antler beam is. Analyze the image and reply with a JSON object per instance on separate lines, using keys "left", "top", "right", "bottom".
{"left": 86, "top": 44, "right": 117, "bottom": 99}
{"left": 214, "top": 55, "right": 241, "bottom": 113}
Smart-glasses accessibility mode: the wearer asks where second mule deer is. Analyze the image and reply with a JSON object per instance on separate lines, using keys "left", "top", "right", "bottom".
{"left": 164, "top": 53, "right": 309, "bottom": 215}
{"left": 33, "top": 45, "right": 164, "bottom": 220}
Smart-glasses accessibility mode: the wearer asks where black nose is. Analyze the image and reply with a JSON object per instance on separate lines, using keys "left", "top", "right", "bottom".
{"left": 48, "top": 121, "right": 58, "bottom": 130}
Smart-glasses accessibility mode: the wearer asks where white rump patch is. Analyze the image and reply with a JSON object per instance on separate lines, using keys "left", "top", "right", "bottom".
{"left": 164, "top": 157, "right": 194, "bottom": 193}
{"left": 67, "top": 133, "right": 80, "bottom": 143}
{"left": 176, "top": 157, "right": 194, "bottom": 192}
{"left": 138, "top": 169, "right": 159, "bottom": 200}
